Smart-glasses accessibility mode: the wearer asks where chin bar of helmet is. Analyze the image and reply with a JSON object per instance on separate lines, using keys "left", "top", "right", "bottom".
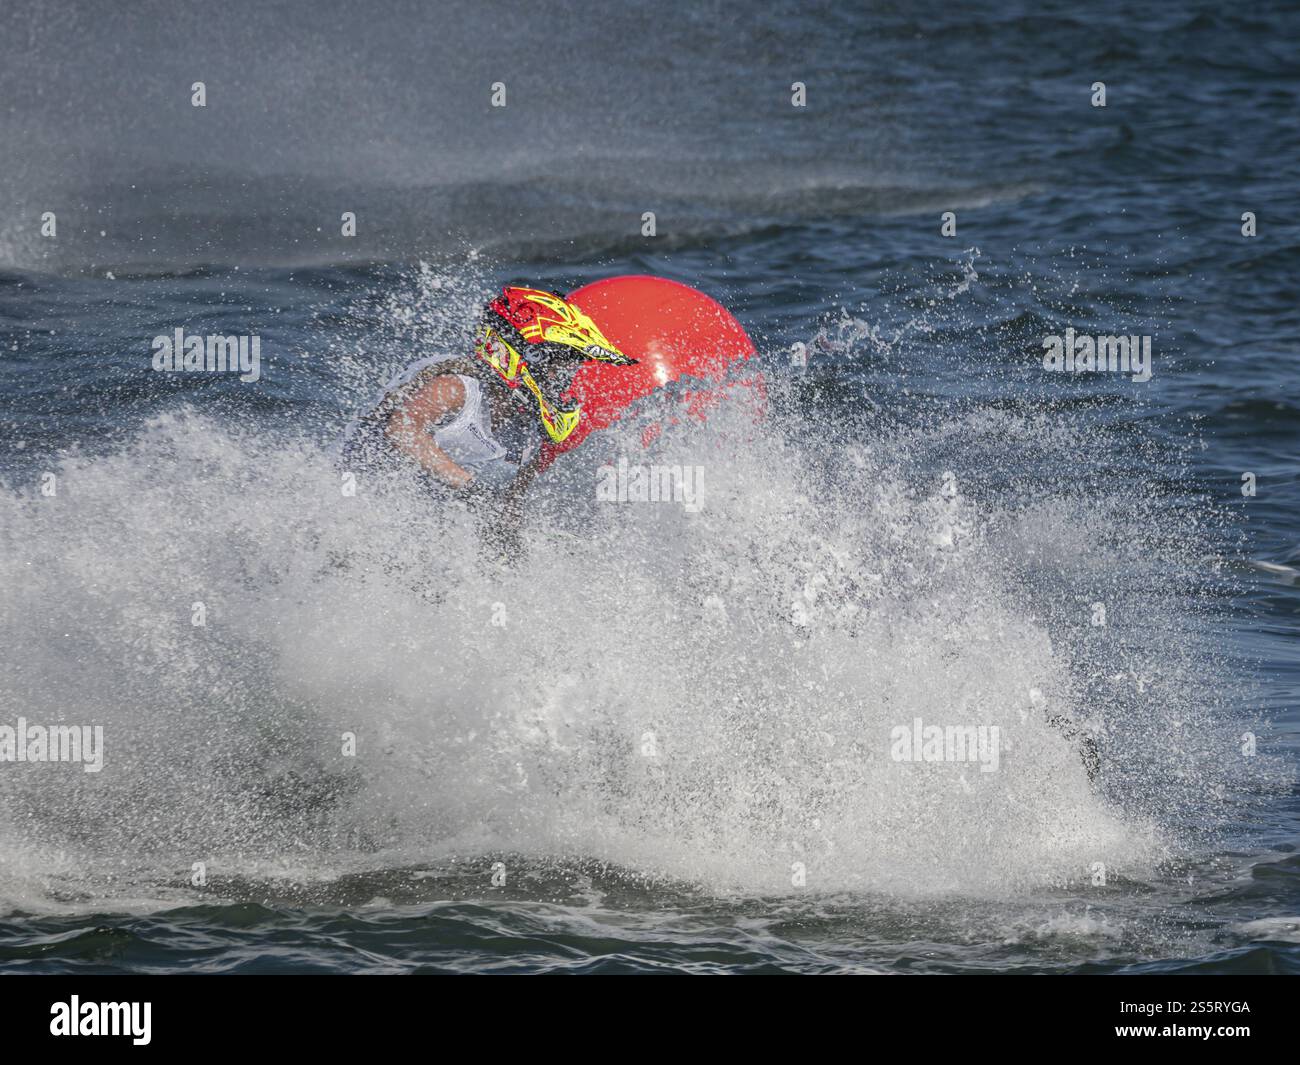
{"left": 474, "top": 326, "right": 582, "bottom": 444}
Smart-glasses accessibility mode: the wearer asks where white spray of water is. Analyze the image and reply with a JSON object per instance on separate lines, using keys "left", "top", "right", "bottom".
{"left": 1, "top": 362, "right": 1253, "bottom": 917}
{"left": 1, "top": 256, "right": 1277, "bottom": 915}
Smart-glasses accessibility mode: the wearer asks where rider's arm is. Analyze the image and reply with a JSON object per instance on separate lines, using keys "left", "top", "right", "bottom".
{"left": 500, "top": 448, "right": 542, "bottom": 523}
{"left": 384, "top": 374, "right": 474, "bottom": 489}
{"left": 480, "top": 447, "right": 543, "bottom": 562}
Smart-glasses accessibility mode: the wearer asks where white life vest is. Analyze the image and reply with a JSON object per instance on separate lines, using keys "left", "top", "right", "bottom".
{"left": 338, "top": 353, "right": 537, "bottom": 487}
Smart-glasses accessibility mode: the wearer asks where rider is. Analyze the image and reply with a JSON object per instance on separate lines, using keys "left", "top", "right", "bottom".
{"left": 338, "top": 285, "right": 636, "bottom": 550}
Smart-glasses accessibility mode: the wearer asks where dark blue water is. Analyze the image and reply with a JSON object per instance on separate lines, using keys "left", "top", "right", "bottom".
{"left": 1, "top": 0, "right": 1298, "bottom": 974}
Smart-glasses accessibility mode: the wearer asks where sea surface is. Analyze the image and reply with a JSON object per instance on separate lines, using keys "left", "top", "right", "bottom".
{"left": 1, "top": 0, "right": 1298, "bottom": 974}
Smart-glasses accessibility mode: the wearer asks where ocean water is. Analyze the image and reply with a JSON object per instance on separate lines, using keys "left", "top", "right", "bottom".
{"left": 1, "top": 0, "right": 1298, "bottom": 975}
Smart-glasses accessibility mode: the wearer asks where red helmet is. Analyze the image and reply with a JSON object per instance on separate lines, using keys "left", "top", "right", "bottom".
{"left": 474, "top": 286, "right": 635, "bottom": 442}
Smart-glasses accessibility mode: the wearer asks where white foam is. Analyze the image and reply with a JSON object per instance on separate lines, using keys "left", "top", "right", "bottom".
{"left": 0, "top": 368, "right": 1265, "bottom": 912}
